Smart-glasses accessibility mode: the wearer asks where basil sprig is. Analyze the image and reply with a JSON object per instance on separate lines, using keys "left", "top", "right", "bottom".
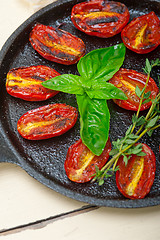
{"left": 42, "top": 43, "right": 127, "bottom": 155}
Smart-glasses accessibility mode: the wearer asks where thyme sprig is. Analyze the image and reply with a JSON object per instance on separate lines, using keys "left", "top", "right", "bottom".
{"left": 92, "top": 58, "right": 160, "bottom": 185}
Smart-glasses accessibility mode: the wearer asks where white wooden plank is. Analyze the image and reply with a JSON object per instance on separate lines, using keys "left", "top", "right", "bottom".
{"left": 0, "top": 0, "right": 31, "bottom": 48}
{"left": 0, "top": 163, "right": 85, "bottom": 230}
{"left": 24, "top": 0, "right": 56, "bottom": 12}
{"left": 1, "top": 206, "right": 160, "bottom": 240}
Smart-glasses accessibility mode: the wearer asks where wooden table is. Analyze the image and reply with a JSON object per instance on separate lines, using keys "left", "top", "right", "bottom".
{"left": 0, "top": 0, "right": 160, "bottom": 239}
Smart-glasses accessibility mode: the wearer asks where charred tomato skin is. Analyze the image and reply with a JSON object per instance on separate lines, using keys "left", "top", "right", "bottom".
{"left": 64, "top": 137, "right": 111, "bottom": 183}
{"left": 116, "top": 143, "right": 156, "bottom": 199}
{"left": 17, "top": 104, "right": 78, "bottom": 140}
{"left": 29, "top": 24, "right": 86, "bottom": 65}
{"left": 121, "top": 11, "right": 160, "bottom": 54}
{"left": 109, "top": 68, "right": 159, "bottom": 111}
{"left": 6, "top": 65, "right": 60, "bottom": 101}
{"left": 71, "top": 0, "right": 130, "bottom": 38}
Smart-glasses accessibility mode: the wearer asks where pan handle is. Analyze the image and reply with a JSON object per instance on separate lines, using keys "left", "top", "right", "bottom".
{"left": 0, "top": 131, "right": 19, "bottom": 165}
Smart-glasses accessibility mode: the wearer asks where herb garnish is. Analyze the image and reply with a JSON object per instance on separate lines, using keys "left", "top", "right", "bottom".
{"left": 42, "top": 43, "right": 127, "bottom": 156}
{"left": 92, "top": 58, "right": 160, "bottom": 185}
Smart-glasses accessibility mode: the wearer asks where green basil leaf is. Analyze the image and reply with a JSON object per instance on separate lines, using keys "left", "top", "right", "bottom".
{"left": 86, "top": 82, "right": 127, "bottom": 100}
{"left": 42, "top": 74, "right": 84, "bottom": 95}
{"left": 77, "top": 43, "right": 126, "bottom": 82}
{"left": 76, "top": 94, "right": 110, "bottom": 156}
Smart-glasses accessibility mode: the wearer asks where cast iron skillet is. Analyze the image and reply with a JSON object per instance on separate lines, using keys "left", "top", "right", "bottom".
{"left": 0, "top": 0, "right": 160, "bottom": 208}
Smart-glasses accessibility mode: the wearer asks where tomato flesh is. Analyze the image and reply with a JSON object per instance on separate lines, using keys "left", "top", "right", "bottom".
{"left": 29, "top": 24, "right": 86, "bottom": 65}
{"left": 116, "top": 143, "right": 156, "bottom": 199}
{"left": 6, "top": 65, "right": 60, "bottom": 101}
{"left": 64, "top": 138, "right": 111, "bottom": 183}
{"left": 109, "top": 68, "right": 159, "bottom": 111}
{"left": 121, "top": 12, "right": 160, "bottom": 54}
{"left": 17, "top": 104, "right": 78, "bottom": 140}
{"left": 71, "top": 0, "right": 130, "bottom": 38}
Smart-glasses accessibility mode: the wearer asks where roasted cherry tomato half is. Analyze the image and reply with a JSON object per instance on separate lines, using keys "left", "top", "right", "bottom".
{"left": 71, "top": 0, "right": 130, "bottom": 38}
{"left": 121, "top": 12, "right": 160, "bottom": 54}
{"left": 64, "top": 138, "right": 111, "bottom": 183}
{"left": 29, "top": 24, "right": 86, "bottom": 65}
{"left": 116, "top": 143, "right": 156, "bottom": 199}
{"left": 17, "top": 104, "right": 78, "bottom": 140}
{"left": 6, "top": 65, "right": 60, "bottom": 101}
{"left": 109, "top": 68, "right": 159, "bottom": 111}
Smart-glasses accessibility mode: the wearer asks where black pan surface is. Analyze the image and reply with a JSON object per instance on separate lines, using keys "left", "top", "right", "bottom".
{"left": 0, "top": 0, "right": 160, "bottom": 208}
